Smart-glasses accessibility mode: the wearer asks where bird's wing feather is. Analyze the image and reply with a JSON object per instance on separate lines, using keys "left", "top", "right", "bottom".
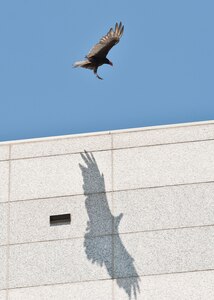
{"left": 86, "top": 22, "right": 124, "bottom": 59}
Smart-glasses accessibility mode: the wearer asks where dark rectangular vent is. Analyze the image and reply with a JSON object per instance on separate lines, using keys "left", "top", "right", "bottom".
{"left": 50, "top": 213, "right": 71, "bottom": 226}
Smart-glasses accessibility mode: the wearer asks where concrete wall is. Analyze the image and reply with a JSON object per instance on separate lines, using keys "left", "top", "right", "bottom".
{"left": 1, "top": 120, "right": 214, "bottom": 299}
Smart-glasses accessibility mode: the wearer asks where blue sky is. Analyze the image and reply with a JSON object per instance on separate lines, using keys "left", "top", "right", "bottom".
{"left": 0, "top": 1, "right": 213, "bottom": 141}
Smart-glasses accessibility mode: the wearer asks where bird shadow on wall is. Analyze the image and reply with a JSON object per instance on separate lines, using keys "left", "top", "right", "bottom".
{"left": 79, "top": 151, "right": 140, "bottom": 300}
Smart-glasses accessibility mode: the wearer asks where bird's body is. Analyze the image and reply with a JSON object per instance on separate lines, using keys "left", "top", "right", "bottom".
{"left": 73, "top": 22, "right": 124, "bottom": 80}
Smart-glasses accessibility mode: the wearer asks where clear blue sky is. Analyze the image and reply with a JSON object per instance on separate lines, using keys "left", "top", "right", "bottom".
{"left": 0, "top": 1, "right": 214, "bottom": 142}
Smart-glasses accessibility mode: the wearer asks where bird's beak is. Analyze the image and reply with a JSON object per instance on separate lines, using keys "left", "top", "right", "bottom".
{"left": 109, "top": 61, "right": 113, "bottom": 66}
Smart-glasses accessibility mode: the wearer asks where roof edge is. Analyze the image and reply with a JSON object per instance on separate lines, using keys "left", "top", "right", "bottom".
{"left": 1, "top": 120, "right": 214, "bottom": 146}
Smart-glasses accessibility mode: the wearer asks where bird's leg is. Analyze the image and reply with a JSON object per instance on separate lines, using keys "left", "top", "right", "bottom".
{"left": 96, "top": 73, "right": 103, "bottom": 80}
{"left": 94, "top": 68, "right": 103, "bottom": 80}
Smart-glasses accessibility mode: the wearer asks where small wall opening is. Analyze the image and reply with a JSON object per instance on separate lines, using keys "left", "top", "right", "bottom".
{"left": 50, "top": 213, "right": 71, "bottom": 226}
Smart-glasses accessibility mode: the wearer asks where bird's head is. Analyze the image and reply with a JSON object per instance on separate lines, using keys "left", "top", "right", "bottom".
{"left": 105, "top": 58, "right": 113, "bottom": 66}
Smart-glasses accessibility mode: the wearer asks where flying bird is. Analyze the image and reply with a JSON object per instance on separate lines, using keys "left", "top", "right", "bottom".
{"left": 73, "top": 22, "right": 124, "bottom": 80}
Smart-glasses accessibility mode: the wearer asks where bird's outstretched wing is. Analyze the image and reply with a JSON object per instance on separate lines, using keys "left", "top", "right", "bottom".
{"left": 86, "top": 22, "right": 124, "bottom": 59}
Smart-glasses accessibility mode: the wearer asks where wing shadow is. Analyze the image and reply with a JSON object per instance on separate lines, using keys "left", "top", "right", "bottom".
{"left": 79, "top": 151, "right": 140, "bottom": 299}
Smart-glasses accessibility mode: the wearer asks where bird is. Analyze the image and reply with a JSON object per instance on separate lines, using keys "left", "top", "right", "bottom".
{"left": 73, "top": 22, "right": 124, "bottom": 80}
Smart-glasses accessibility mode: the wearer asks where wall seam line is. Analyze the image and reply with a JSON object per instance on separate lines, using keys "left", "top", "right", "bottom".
{"left": 8, "top": 137, "right": 214, "bottom": 161}
{"left": 4, "top": 222, "right": 214, "bottom": 247}
{"left": 3, "top": 268, "right": 214, "bottom": 292}
{"left": 111, "top": 133, "right": 115, "bottom": 300}
{"left": 8, "top": 179, "right": 214, "bottom": 204}
{"left": 6, "top": 145, "right": 11, "bottom": 300}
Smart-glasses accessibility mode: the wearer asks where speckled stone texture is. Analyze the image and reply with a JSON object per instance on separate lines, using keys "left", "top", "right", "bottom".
{"left": 8, "top": 280, "right": 113, "bottom": 300}
{"left": 0, "top": 247, "right": 7, "bottom": 290}
{"left": 112, "top": 122, "right": 214, "bottom": 149}
{"left": 113, "top": 182, "right": 214, "bottom": 234}
{"left": 0, "top": 145, "right": 9, "bottom": 161}
{"left": 8, "top": 237, "right": 113, "bottom": 288}
{"left": 113, "top": 226, "right": 214, "bottom": 277}
{"left": 114, "top": 271, "right": 214, "bottom": 300}
{"left": 0, "top": 203, "right": 8, "bottom": 245}
{"left": 113, "top": 140, "right": 214, "bottom": 191}
{"left": 1, "top": 120, "right": 214, "bottom": 299}
{"left": 11, "top": 132, "right": 111, "bottom": 159}
{"left": 9, "top": 194, "right": 113, "bottom": 244}
{"left": 10, "top": 150, "right": 112, "bottom": 201}
{"left": 0, "top": 161, "right": 9, "bottom": 203}
{"left": 0, "top": 290, "right": 6, "bottom": 300}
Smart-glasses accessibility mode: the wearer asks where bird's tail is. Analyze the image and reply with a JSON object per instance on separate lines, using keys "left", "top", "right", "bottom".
{"left": 73, "top": 60, "right": 90, "bottom": 68}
